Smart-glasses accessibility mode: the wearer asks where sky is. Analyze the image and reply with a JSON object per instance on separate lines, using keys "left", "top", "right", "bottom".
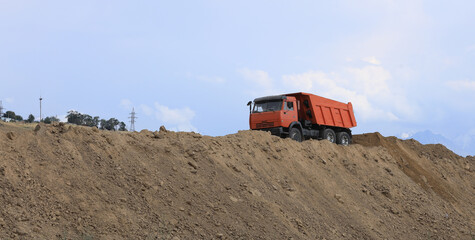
{"left": 1, "top": 1, "right": 475, "bottom": 152}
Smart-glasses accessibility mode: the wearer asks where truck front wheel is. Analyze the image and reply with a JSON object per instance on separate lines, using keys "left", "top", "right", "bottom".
{"left": 336, "top": 132, "right": 351, "bottom": 146}
{"left": 322, "top": 129, "right": 336, "bottom": 143}
{"left": 289, "top": 128, "right": 302, "bottom": 142}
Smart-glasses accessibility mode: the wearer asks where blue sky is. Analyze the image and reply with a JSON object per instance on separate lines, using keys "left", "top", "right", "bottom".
{"left": 1, "top": 1, "right": 474, "bottom": 149}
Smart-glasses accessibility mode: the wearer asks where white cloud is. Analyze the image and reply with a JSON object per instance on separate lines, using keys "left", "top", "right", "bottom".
{"left": 281, "top": 65, "right": 416, "bottom": 122}
{"left": 238, "top": 68, "right": 273, "bottom": 89}
{"left": 467, "top": 44, "right": 475, "bottom": 53}
{"left": 120, "top": 99, "right": 133, "bottom": 110}
{"left": 124, "top": 100, "right": 197, "bottom": 132}
{"left": 446, "top": 80, "right": 475, "bottom": 91}
{"left": 152, "top": 103, "right": 197, "bottom": 132}
{"left": 346, "top": 66, "right": 390, "bottom": 95}
{"left": 239, "top": 68, "right": 283, "bottom": 97}
{"left": 281, "top": 71, "right": 325, "bottom": 91}
{"left": 58, "top": 115, "right": 68, "bottom": 123}
{"left": 331, "top": 1, "right": 430, "bottom": 69}
{"left": 140, "top": 104, "right": 153, "bottom": 116}
{"left": 282, "top": 70, "right": 393, "bottom": 121}
{"left": 400, "top": 132, "right": 412, "bottom": 139}
{"left": 362, "top": 56, "right": 381, "bottom": 65}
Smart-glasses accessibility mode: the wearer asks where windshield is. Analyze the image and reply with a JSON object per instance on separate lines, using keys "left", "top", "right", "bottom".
{"left": 252, "top": 100, "right": 282, "bottom": 113}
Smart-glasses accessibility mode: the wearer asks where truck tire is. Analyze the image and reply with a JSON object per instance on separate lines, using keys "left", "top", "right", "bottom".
{"left": 322, "top": 129, "right": 336, "bottom": 143}
{"left": 289, "top": 128, "right": 302, "bottom": 142}
{"left": 336, "top": 132, "right": 351, "bottom": 146}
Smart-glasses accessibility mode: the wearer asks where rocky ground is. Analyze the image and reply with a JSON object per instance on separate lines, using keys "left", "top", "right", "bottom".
{"left": 0, "top": 122, "right": 473, "bottom": 239}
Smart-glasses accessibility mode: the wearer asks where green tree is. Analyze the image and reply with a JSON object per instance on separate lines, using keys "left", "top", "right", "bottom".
{"left": 99, "top": 119, "right": 107, "bottom": 130}
{"left": 106, "top": 118, "right": 120, "bottom": 131}
{"left": 118, "top": 122, "right": 127, "bottom": 131}
{"left": 67, "top": 110, "right": 83, "bottom": 125}
{"left": 92, "top": 116, "right": 100, "bottom": 127}
{"left": 3, "top": 111, "right": 16, "bottom": 119}
{"left": 14, "top": 115, "right": 23, "bottom": 121}
{"left": 27, "top": 114, "right": 35, "bottom": 123}
{"left": 82, "top": 114, "right": 93, "bottom": 126}
{"left": 66, "top": 110, "right": 125, "bottom": 131}
{"left": 99, "top": 118, "right": 120, "bottom": 131}
{"left": 43, "top": 116, "right": 59, "bottom": 124}
{"left": 83, "top": 115, "right": 100, "bottom": 127}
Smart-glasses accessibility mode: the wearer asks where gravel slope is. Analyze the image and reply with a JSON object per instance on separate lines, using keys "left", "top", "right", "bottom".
{"left": 0, "top": 122, "right": 473, "bottom": 239}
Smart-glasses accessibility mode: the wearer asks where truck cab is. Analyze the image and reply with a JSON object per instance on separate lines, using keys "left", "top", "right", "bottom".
{"left": 248, "top": 95, "right": 298, "bottom": 138}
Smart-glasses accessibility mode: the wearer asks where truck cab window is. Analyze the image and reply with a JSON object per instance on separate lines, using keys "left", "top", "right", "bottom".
{"left": 284, "top": 102, "right": 294, "bottom": 111}
{"left": 252, "top": 100, "right": 282, "bottom": 113}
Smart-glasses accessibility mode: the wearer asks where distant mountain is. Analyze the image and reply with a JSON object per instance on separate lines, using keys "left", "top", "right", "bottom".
{"left": 404, "top": 130, "right": 471, "bottom": 157}
{"left": 411, "top": 130, "right": 453, "bottom": 145}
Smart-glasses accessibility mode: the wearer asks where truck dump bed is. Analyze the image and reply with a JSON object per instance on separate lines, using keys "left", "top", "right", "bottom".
{"left": 287, "top": 92, "right": 357, "bottom": 129}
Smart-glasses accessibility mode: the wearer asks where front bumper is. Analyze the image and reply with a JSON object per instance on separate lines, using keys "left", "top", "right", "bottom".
{"left": 257, "top": 127, "right": 285, "bottom": 137}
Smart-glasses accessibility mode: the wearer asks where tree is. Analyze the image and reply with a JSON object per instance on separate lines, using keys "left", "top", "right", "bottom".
{"left": 111, "top": 118, "right": 120, "bottom": 130}
{"left": 83, "top": 115, "right": 100, "bottom": 127}
{"left": 27, "top": 114, "right": 35, "bottom": 123}
{"left": 92, "top": 116, "right": 100, "bottom": 127}
{"left": 66, "top": 110, "right": 125, "bottom": 131}
{"left": 14, "top": 115, "right": 23, "bottom": 121}
{"left": 67, "top": 110, "right": 83, "bottom": 125}
{"left": 82, "top": 114, "right": 93, "bottom": 126}
{"left": 105, "top": 118, "right": 120, "bottom": 131}
{"left": 43, "top": 116, "right": 59, "bottom": 124}
{"left": 118, "top": 122, "right": 127, "bottom": 131}
{"left": 99, "top": 119, "right": 107, "bottom": 130}
{"left": 3, "top": 111, "right": 16, "bottom": 119}
{"left": 99, "top": 118, "right": 120, "bottom": 131}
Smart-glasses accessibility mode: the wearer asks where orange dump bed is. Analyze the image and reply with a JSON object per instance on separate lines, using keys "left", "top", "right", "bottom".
{"left": 287, "top": 92, "right": 357, "bottom": 129}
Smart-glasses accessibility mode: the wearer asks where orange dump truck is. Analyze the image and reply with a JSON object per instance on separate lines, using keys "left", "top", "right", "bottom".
{"left": 247, "top": 92, "right": 357, "bottom": 145}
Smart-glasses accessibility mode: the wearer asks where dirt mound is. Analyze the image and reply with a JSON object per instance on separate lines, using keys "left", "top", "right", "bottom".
{"left": 0, "top": 123, "right": 473, "bottom": 239}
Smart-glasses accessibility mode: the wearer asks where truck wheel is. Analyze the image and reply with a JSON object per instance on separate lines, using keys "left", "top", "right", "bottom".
{"left": 336, "top": 132, "right": 351, "bottom": 146}
{"left": 289, "top": 128, "right": 302, "bottom": 142}
{"left": 322, "top": 129, "right": 336, "bottom": 143}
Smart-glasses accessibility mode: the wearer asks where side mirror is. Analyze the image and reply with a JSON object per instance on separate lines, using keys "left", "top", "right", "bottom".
{"left": 247, "top": 101, "right": 252, "bottom": 106}
{"left": 247, "top": 101, "right": 252, "bottom": 114}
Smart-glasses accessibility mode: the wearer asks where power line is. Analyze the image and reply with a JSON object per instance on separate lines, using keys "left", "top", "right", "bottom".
{"left": 129, "top": 107, "right": 137, "bottom": 132}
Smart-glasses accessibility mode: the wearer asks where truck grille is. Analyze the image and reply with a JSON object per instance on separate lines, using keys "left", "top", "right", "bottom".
{"left": 256, "top": 121, "right": 274, "bottom": 128}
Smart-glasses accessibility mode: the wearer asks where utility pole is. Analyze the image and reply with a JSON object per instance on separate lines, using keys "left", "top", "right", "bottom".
{"left": 0, "top": 101, "right": 4, "bottom": 121}
{"left": 129, "top": 107, "right": 137, "bottom": 132}
{"left": 39, "top": 96, "right": 43, "bottom": 122}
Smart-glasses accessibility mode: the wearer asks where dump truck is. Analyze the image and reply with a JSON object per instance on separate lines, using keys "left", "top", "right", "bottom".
{"left": 247, "top": 92, "right": 357, "bottom": 145}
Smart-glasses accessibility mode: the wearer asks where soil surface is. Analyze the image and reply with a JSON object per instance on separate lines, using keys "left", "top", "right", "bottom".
{"left": 0, "top": 122, "right": 473, "bottom": 239}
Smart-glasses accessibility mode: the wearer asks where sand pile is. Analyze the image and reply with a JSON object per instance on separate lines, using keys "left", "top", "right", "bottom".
{"left": 0, "top": 122, "right": 473, "bottom": 239}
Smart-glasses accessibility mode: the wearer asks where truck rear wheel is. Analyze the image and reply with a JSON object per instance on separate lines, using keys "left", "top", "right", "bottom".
{"left": 336, "top": 132, "right": 351, "bottom": 146}
{"left": 289, "top": 128, "right": 302, "bottom": 142}
{"left": 322, "top": 129, "right": 336, "bottom": 143}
